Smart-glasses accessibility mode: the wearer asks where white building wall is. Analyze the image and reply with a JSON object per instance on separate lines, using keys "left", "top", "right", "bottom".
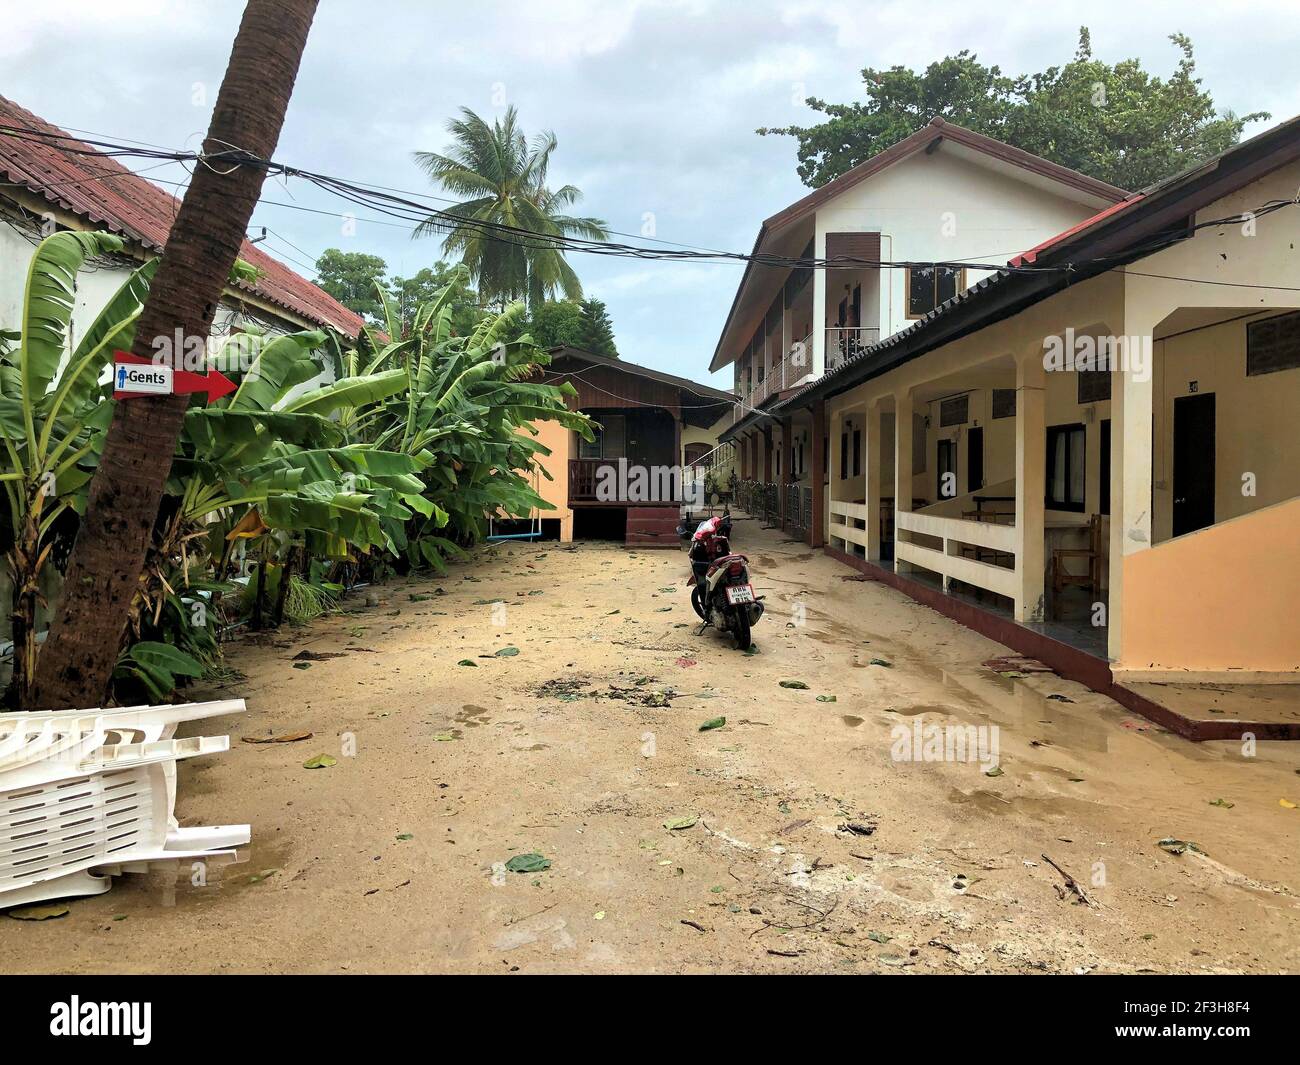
{"left": 0, "top": 217, "right": 336, "bottom": 395}
{"left": 813, "top": 148, "right": 1106, "bottom": 342}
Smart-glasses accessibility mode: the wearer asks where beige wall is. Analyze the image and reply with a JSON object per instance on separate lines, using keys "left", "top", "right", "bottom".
{"left": 1118, "top": 496, "right": 1300, "bottom": 678}
{"left": 1152, "top": 313, "right": 1300, "bottom": 541}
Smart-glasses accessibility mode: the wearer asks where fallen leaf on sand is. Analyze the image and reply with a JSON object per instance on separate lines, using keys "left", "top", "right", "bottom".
{"left": 242, "top": 731, "right": 313, "bottom": 745}
{"left": 303, "top": 754, "right": 338, "bottom": 769}
{"left": 698, "top": 716, "right": 726, "bottom": 732}
{"left": 6, "top": 903, "right": 69, "bottom": 921}
{"left": 505, "top": 853, "right": 551, "bottom": 873}
{"left": 663, "top": 816, "right": 698, "bottom": 831}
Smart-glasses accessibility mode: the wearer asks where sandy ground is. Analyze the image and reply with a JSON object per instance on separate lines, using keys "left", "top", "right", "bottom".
{"left": 3, "top": 516, "right": 1299, "bottom": 974}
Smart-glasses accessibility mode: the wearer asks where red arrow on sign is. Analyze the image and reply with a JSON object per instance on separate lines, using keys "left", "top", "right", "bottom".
{"left": 175, "top": 366, "right": 237, "bottom": 401}
{"left": 113, "top": 350, "right": 237, "bottom": 402}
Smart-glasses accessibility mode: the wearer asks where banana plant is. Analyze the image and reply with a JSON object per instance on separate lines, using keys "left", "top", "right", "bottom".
{"left": 0, "top": 231, "right": 157, "bottom": 706}
{"left": 335, "top": 273, "right": 594, "bottom": 570}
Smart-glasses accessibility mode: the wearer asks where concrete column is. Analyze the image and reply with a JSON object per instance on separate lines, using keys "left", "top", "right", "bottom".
{"left": 893, "top": 390, "right": 913, "bottom": 575}
{"left": 780, "top": 415, "right": 794, "bottom": 528}
{"left": 812, "top": 230, "right": 826, "bottom": 379}
{"left": 1108, "top": 310, "right": 1158, "bottom": 661}
{"left": 865, "top": 400, "right": 882, "bottom": 560}
{"left": 1014, "top": 352, "right": 1046, "bottom": 623}
{"left": 810, "top": 398, "right": 826, "bottom": 548}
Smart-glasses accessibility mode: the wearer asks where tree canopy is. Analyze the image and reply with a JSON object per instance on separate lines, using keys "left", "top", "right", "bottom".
{"left": 757, "top": 29, "right": 1268, "bottom": 192}
{"left": 526, "top": 299, "right": 585, "bottom": 349}
{"left": 315, "top": 248, "right": 389, "bottom": 321}
{"left": 576, "top": 298, "right": 618, "bottom": 358}
{"left": 413, "top": 106, "right": 609, "bottom": 310}
{"left": 315, "top": 250, "right": 478, "bottom": 336}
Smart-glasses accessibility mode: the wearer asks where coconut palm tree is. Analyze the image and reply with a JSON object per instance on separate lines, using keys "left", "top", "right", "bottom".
{"left": 413, "top": 107, "right": 609, "bottom": 310}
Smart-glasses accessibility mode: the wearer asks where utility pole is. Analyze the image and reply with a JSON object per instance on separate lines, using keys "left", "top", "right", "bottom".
{"left": 29, "top": 0, "right": 320, "bottom": 709}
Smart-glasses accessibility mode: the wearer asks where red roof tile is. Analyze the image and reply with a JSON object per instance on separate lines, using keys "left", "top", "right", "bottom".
{"left": 0, "top": 94, "right": 366, "bottom": 338}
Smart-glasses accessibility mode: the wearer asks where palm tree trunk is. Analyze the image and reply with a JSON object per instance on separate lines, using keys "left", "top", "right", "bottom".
{"left": 28, "top": 0, "right": 319, "bottom": 711}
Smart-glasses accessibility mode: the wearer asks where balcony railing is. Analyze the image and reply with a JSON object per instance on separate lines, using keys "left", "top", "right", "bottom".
{"left": 569, "top": 458, "right": 683, "bottom": 505}
{"left": 825, "top": 327, "right": 880, "bottom": 371}
{"left": 732, "top": 334, "right": 818, "bottom": 422}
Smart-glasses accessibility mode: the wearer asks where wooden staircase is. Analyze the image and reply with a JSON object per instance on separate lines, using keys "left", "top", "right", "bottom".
{"left": 625, "top": 505, "right": 681, "bottom": 548}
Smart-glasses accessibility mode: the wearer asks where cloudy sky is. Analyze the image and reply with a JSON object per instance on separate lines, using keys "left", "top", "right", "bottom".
{"left": 5, "top": 1, "right": 1299, "bottom": 385}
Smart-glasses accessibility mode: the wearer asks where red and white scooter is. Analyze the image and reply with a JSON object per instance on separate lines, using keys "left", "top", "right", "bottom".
{"left": 686, "top": 511, "right": 764, "bottom": 650}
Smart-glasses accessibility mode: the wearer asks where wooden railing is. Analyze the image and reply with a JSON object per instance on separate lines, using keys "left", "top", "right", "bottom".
{"left": 569, "top": 458, "right": 685, "bottom": 504}
{"left": 894, "top": 510, "right": 1018, "bottom": 599}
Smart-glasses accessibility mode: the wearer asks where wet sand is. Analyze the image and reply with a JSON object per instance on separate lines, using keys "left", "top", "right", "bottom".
{"left": 3, "top": 518, "right": 1298, "bottom": 973}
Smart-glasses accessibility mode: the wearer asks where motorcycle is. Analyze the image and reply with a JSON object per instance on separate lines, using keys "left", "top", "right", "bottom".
{"left": 685, "top": 512, "right": 764, "bottom": 650}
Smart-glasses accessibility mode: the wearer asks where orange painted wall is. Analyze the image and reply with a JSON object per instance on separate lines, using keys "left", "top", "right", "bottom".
{"left": 1119, "top": 496, "right": 1300, "bottom": 675}
{"left": 523, "top": 419, "right": 575, "bottom": 541}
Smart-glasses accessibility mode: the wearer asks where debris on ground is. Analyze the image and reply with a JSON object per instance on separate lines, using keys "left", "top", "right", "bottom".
{"left": 1041, "top": 853, "right": 1094, "bottom": 906}
{"left": 242, "top": 731, "right": 314, "bottom": 744}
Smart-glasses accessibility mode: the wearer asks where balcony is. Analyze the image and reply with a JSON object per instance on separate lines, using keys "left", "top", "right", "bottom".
{"left": 568, "top": 458, "right": 684, "bottom": 506}
{"left": 825, "top": 327, "right": 880, "bottom": 371}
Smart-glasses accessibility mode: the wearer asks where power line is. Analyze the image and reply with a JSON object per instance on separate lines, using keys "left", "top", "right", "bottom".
{"left": 2, "top": 120, "right": 1297, "bottom": 290}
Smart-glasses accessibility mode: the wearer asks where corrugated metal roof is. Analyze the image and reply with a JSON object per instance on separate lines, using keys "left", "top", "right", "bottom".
{"left": 0, "top": 95, "right": 367, "bottom": 338}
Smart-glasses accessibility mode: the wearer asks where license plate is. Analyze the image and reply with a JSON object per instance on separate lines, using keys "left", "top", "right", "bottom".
{"left": 725, "top": 584, "right": 755, "bottom": 605}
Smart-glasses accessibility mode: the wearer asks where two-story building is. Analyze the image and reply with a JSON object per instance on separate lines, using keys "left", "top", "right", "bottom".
{"left": 715, "top": 115, "right": 1300, "bottom": 738}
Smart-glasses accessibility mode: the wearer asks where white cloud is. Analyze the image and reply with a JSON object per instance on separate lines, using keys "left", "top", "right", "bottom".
{"left": 5, "top": 0, "right": 1298, "bottom": 384}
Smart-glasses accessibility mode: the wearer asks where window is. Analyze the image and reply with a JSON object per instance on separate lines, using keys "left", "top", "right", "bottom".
{"left": 1246, "top": 310, "right": 1300, "bottom": 376}
{"left": 852, "top": 428, "right": 862, "bottom": 477}
{"left": 939, "top": 394, "right": 969, "bottom": 427}
{"left": 992, "top": 388, "right": 1016, "bottom": 419}
{"left": 579, "top": 415, "right": 625, "bottom": 460}
{"left": 906, "top": 266, "right": 963, "bottom": 318}
{"left": 1046, "top": 424, "right": 1086, "bottom": 512}
{"left": 1077, "top": 368, "right": 1111, "bottom": 404}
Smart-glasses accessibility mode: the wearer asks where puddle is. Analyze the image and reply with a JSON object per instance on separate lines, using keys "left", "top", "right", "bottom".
{"left": 457, "top": 705, "right": 491, "bottom": 728}
{"left": 890, "top": 703, "right": 957, "bottom": 718}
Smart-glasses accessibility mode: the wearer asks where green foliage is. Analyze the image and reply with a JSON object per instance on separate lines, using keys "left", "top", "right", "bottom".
{"left": 113, "top": 641, "right": 205, "bottom": 704}
{"left": 576, "top": 297, "right": 618, "bottom": 357}
{"left": 314, "top": 248, "right": 390, "bottom": 320}
{"left": 522, "top": 299, "right": 583, "bottom": 350}
{"left": 757, "top": 29, "right": 1268, "bottom": 191}
{"left": 332, "top": 270, "right": 594, "bottom": 571}
{"left": 414, "top": 106, "right": 610, "bottom": 310}
{"left": 2, "top": 234, "right": 596, "bottom": 706}
{"left": 389, "top": 262, "right": 479, "bottom": 338}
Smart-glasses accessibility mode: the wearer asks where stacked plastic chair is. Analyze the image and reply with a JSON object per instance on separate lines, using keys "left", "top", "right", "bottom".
{"left": 0, "top": 699, "right": 249, "bottom": 908}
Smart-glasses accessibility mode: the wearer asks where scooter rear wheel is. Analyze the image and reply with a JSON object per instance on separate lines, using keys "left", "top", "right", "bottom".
{"left": 732, "top": 609, "right": 751, "bottom": 651}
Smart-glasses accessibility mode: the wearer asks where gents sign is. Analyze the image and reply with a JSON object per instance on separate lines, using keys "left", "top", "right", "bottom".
{"left": 113, "top": 350, "right": 236, "bottom": 402}
{"left": 114, "top": 362, "right": 173, "bottom": 396}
